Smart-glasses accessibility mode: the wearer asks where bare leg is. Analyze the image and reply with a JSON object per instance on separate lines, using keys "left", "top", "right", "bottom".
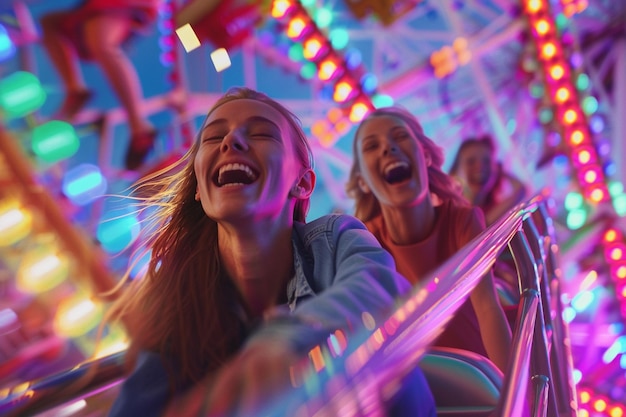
{"left": 40, "top": 12, "right": 91, "bottom": 120}
{"left": 83, "top": 13, "right": 153, "bottom": 135}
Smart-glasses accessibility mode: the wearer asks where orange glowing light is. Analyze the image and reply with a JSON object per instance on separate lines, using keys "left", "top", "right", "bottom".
{"left": 349, "top": 101, "right": 371, "bottom": 123}
{"left": 583, "top": 169, "right": 598, "bottom": 184}
{"left": 604, "top": 229, "right": 618, "bottom": 242}
{"left": 589, "top": 188, "right": 605, "bottom": 203}
{"left": 286, "top": 16, "right": 308, "bottom": 39}
{"left": 308, "top": 345, "right": 326, "bottom": 372}
{"left": 610, "top": 247, "right": 624, "bottom": 261}
{"left": 333, "top": 80, "right": 355, "bottom": 102}
{"left": 555, "top": 86, "right": 570, "bottom": 103}
{"left": 526, "top": 0, "right": 543, "bottom": 13}
{"left": 318, "top": 59, "right": 340, "bottom": 80}
{"left": 563, "top": 109, "right": 578, "bottom": 124}
{"left": 575, "top": 149, "right": 591, "bottom": 164}
{"left": 303, "top": 37, "right": 325, "bottom": 60}
{"left": 535, "top": 19, "right": 550, "bottom": 35}
{"left": 541, "top": 43, "right": 557, "bottom": 59}
{"left": 569, "top": 129, "right": 585, "bottom": 145}
{"left": 594, "top": 399, "right": 608, "bottom": 412}
{"left": 327, "top": 107, "right": 343, "bottom": 123}
{"left": 319, "top": 133, "right": 336, "bottom": 148}
{"left": 311, "top": 120, "right": 327, "bottom": 137}
{"left": 271, "top": 0, "right": 293, "bottom": 19}
{"left": 550, "top": 64, "right": 565, "bottom": 80}
{"left": 609, "top": 405, "right": 624, "bottom": 417}
{"left": 335, "top": 119, "right": 351, "bottom": 134}
{"left": 616, "top": 265, "right": 626, "bottom": 280}
{"left": 579, "top": 390, "right": 591, "bottom": 404}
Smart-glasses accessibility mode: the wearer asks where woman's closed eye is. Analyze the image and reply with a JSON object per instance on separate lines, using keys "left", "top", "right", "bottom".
{"left": 362, "top": 140, "right": 379, "bottom": 152}
{"left": 202, "top": 135, "right": 224, "bottom": 142}
{"left": 249, "top": 132, "right": 276, "bottom": 139}
{"left": 393, "top": 131, "right": 410, "bottom": 141}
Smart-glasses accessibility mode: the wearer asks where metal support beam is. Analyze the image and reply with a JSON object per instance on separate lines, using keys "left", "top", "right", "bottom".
{"left": 437, "top": 0, "right": 529, "bottom": 177}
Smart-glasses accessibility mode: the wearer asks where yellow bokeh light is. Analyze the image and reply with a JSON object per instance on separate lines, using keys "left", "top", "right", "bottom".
{"left": 333, "top": 81, "right": 354, "bottom": 102}
{"left": 609, "top": 406, "right": 624, "bottom": 417}
{"left": 583, "top": 169, "right": 597, "bottom": 184}
{"left": 541, "top": 42, "right": 556, "bottom": 59}
{"left": 0, "top": 199, "right": 33, "bottom": 247}
{"left": 579, "top": 390, "right": 591, "bottom": 404}
{"left": 271, "top": 0, "right": 293, "bottom": 19}
{"left": 54, "top": 294, "right": 103, "bottom": 338}
{"left": 550, "top": 64, "right": 565, "bottom": 80}
{"left": 303, "top": 37, "right": 323, "bottom": 60}
{"left": 526, "top": 0, "right": 543, "bottom": 13}
{"left": 17, "top": 248, "right": 70, "bottom": 294}
{"left": 349, "top": 102, "right": 370, "bottom": 123}
{"left": 576, "top": 150, "right": 590, "bottom": 164}
{"left": 604, "top": 229, "right": 617, "bottom": 242}
{"left": 286, "top": 16, "right": 307, "bottom": 39}
{"left": 610, "top": 247, "right": 624, "bottom": 261}
{"left": 594, "top": 399, "right": 607, "bottom": 412}
{"left": 318, "top": 59, "right": 339, "bottom": 81}
{"left": 555, "top": 86, "right": 570, "bottom": 103}
{"left": 570, "top": 129, "right": 585, "bottom": 145}
{"left": 563, "top": 109, "right": 578, "bottom": 124}
{"left": 589, "top": 188, "right": 605, "bottom": 203}
{"left": 535, "top": 19, "right": 550, "bottom": 35}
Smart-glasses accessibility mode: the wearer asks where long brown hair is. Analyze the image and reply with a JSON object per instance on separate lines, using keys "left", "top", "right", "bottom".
{"left": 346, "top": 106, "right": 468, "bottom": 222}
{"left": 107, "top": 87, "right": 314, "bottom": 384}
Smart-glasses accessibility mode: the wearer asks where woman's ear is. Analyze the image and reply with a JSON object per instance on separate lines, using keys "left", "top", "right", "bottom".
{"left": 357, "top": 176, "right": 371, "bottom": 194}
{"left": 291, "top": 169, "right": 316, "bottom": 199}
{"left": 424, "top": 152, "right": 432, "bottom": 167}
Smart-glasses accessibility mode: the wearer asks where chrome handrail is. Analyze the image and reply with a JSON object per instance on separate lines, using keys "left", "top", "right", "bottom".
{"left": 0, "top": 191, "right": 578, "bottom": 417}
{"left": 0, "top": 352, "right": 126, "bottom": 417}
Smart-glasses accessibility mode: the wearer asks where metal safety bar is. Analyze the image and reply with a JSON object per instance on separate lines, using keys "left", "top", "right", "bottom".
{"left": 0, "top": 191, "right": 578, "bottom": 417}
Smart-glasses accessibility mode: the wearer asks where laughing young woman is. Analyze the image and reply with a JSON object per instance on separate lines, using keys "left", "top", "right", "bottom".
{"left": 346, "top": 106, "right": 512, "bottom": 373}
{"left": 107, "top": 88, "right": 435, "bottom": 416}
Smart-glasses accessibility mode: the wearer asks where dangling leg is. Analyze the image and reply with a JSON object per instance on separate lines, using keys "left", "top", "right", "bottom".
{"left": 40, "top": 11, "right": 93, "bottom": 121}
{"left": 83, "top": 12, "right": 156, "bottom": 169}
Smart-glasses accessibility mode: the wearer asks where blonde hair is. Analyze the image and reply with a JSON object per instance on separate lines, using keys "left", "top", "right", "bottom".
{"left": 346, "top": 106, "right": 468, "bottom": 222}
{"left": 108, "top": 87, "right": 314, "bottom": 384}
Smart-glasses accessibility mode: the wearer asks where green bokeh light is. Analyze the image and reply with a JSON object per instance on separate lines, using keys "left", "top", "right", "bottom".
{"left": 31, "top": 120, "right": 80, "bottom": 164}
{"left": 314, "top": 8, "right": 333, "bottom": 28}
{"left": 0, "top": 71, "right": 46, "bottom": 119}
{"left": 564, "top": 191, "right": 584, "bottom": 210}
{"left": 576, "top": 73, "right": 589, "bottom": 91}
{"left": 289, "top": 43, "right": 304, "bottom": 62}
{"left": 300, "top": 62, "right": 317, "bottom": 80}
{"left": 609, "top": 181, "right": 624, "bottom": 197}
{"left": 372, "top": 94, "right": 394, "bottom": 108}
{"left": 539, "top": 107, "right": 554, "bottom": 124}
{"left": 582, "top": 96, "right": 598, "bottom": 115}
{"left": 566, "top": 208, "right": 587, "bottom": 230}
{"left": 329, "top": 28, "right": 349, "bottom": 50}
{"left": 613, "top": 194, "right": 626, "bottom": 217}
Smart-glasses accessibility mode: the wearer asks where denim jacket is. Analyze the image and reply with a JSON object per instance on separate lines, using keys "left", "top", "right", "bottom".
{"left": 109, "top": 214, "right": 412, "bottom": 416}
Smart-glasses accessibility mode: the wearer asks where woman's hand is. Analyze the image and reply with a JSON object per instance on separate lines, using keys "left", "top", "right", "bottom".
{"left": 164, "top": 340, "right": 302, "bottom": 416}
